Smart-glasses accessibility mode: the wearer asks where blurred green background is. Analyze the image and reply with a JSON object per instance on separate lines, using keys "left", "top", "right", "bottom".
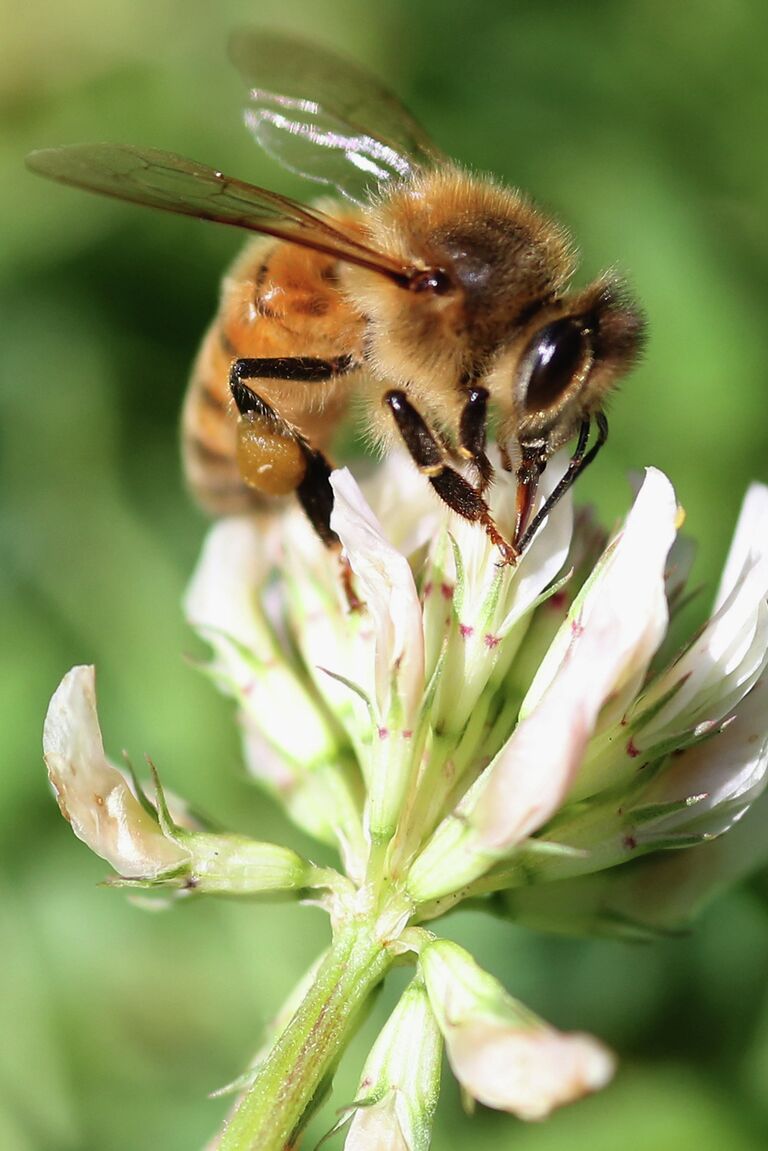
{"left": 2, "top": 1, "right": 768, "bottom": 1148}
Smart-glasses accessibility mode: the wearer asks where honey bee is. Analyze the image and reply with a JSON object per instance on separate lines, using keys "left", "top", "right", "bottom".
{"left": 26, "top": 30, "right": 644, "bottom": 561}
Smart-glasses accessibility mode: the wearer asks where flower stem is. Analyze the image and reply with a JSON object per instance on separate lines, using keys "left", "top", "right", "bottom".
{"left": 216, "top": 922, "right": 392, "bottom": 1151}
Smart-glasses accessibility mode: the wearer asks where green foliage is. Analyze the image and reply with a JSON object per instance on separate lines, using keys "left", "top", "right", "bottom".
{"left": 1, "top": 2, "right": 767, "bottom": 1148}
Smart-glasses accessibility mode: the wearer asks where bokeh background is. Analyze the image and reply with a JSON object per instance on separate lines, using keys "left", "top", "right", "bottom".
{"left": 2, "top": 1, "right": 768, "bottom": 1148}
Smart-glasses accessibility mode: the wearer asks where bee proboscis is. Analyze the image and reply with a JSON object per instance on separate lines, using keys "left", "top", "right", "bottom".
{"left": 26, "top": 30, "right": 644, "bottom": 561}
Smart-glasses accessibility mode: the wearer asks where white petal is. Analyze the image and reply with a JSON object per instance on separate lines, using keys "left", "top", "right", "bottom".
{"left": 640, "top": 671, "right": 768, "bottom": 841}
{"left": 471, "top": 469, "right": 678, "bottom": 850}
{"left": 426, "top": 453, "right": 574, "bottom": 741}
{"left": 345, "top": 1095, "right": 410, "bottom": 1151}
{"left": 714, "top": 483, "right": 768, "bottom": 612}
{"left": 445, "top": 450, "right": 573, "bottom": 638}
{"left": 184, "top": 516, "right": 274, "bottom": 674}
{"left": 43, "top": 667, "right": 188, "bottom": 877}
{"left": 523, "top": 467, "right": 677, "bottom": 718}
{"left": 637, "top": 558, "right": 768, "bottom": 747}
{"left": 447, "top": 1018, "right": 615, "bottom": 1120}
{"left": 364, "top": 449, "right": 441, "bottom": 559}
{"left": 331, "top": 468, "right": 425, "bottom": 726}
{"left": 346, "top": 976, "right": 441, "bottom": 1151}
{"left": 498, "top": 450, "right": 574, "bottom": 635}
{"left": 240, "top": 714, "right": 299, "bottom": 794}
{"left": 471, "top": 642, "right": 612, "bottom": 850}
{"left": 187, "top": 519, "right": 341, "bottom": 768}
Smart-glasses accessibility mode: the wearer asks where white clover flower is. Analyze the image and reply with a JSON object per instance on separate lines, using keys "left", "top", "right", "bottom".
{"left": 44, "top": 453, "right": 768, "bottom": 1151}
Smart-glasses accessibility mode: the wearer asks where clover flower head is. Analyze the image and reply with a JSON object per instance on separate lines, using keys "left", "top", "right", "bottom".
{"left": 43, "top": 450, "right": 768, "bottom": 1149}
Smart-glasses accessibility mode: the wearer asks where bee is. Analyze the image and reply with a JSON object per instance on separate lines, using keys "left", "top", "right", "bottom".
{"left": 26, "top": 30, "right": 644, "bottom": 562}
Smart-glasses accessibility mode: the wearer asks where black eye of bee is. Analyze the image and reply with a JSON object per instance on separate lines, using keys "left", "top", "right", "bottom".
{"left": 521, "top": 317, "right": 592, "bottom": 412}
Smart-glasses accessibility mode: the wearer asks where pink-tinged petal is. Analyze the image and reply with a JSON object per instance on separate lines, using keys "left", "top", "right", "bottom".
{"left": 43, "top": 667, "right": 188, "bottom": 877}
{"left": 572, "top": 490, "right": 768, "bottom": 802}
{"left": 419, "top": 939, "right": 614, "bottom": 1121}
{"left": 471, "top": 469, "right": 678, "bottom": 851}
{"left": 502, "top": 789, "right": 768, "bottom": 941}
{"left": 426, "top": 452, "right": 574, "bottom": 749}
{"left": 714, "top": 483, "right": 768, "bottom": 612}
{"left": 447, "top": 1018, "right": 614, "bottom": 1120}
{"left": 331, "top": 468, "right": 425, "bottom": 726}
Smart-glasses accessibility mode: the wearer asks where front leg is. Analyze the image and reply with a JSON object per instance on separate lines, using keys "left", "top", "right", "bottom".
{"left": 457, "top": 384, "right": 494, "bottom": 491}
{"left": 384, "top": 390, "right": 517, "bottom": 563}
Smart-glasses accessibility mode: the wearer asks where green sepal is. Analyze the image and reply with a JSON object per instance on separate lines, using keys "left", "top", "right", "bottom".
{"left": 147, "top": 758, "right": 183, "bottom": 843}
{"left": 624, "top": 674, "right": 691, "bottom": 736}
{"left": 317, "top": 667, "right": 374, "bottom": 716}
{"left": 448, "top": 533, "right": 466, "bottom": 617}
{"left": 122, "top": 753, "right": 158, "bottom": 820}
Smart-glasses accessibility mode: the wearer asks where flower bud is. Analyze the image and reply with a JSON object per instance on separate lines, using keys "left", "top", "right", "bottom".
{"left": 345, "top": 977, "right": 442, "bottom": 1151}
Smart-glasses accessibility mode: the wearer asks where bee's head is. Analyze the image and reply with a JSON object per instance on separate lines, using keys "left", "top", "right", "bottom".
{"left": 492, "top": 275, "right": 646, "bottom": 454}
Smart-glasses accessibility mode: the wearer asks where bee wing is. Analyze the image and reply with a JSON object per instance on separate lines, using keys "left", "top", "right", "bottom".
{"left": 229, "top": 29, "right": 445, "bottom": 205}
{"left": 25, "top": 144, "right": 414, "bottom": 280}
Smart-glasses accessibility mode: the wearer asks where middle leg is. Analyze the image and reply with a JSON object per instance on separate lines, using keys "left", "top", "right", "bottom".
{"left": 457, "top": 384, "right": 494, "bottom": 491}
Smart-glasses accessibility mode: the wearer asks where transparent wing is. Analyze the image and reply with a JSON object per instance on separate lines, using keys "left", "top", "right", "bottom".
{"left": 25, "top": 144, "right": 414, "bottom": 280}
{"left": 229, "top": 28, "right": 445, "bottom": 204}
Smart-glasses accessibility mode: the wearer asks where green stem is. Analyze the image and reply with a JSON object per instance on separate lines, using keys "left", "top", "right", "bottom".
{"left": 216, "top": 921, "right": 392, "bottom": 1151}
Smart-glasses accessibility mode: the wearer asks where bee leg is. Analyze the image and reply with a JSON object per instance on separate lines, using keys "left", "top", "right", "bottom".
{"left": 229, "top": 353, "right": 356, "bottom": 532}
{"left": 230, "top": 371, "right": 362, "bottom": 609}
{"left": 384, "top": 390, "right": 517, "bottom": 563}
{"left": 515, "top": 413, "right": 608, "bottom": 552}
{"left": 458, "top": 385, "right": 494, "bottom": 491}
{"left": 295, "top": 444, "right": 362, "bottom": 611}
{"left": 230, "top": 354, "right": 356, "bottom": 389}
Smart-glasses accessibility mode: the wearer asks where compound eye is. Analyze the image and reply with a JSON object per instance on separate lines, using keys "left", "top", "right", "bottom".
{"left": 521, "top": 317, "right": 591, "bottom": 412}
